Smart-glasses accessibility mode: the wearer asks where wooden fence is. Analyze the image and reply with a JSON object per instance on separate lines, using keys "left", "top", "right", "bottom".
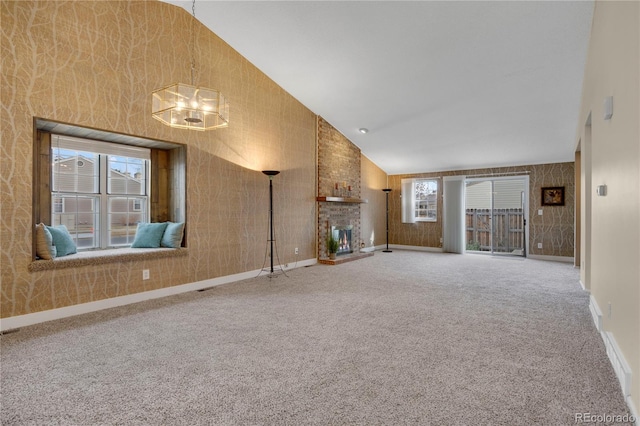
{"left": 465, "top": 208, "right": 524, "bottom": 253}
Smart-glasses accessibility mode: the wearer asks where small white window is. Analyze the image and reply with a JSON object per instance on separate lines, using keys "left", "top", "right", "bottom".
{"left": 401, "top": 178, "right": 438, "bottom": 223}
{"left": 51, "top": 135, "right": 150, "bottom": 249}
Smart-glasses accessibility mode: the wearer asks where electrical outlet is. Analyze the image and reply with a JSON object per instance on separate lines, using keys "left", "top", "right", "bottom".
{"left": 538, "top": 209, "right": 543, "bottom": 216}
{"left": 295, "top": 247, "right": 299, "bottom": 255}
{"left": 537, "top": 243, "right": 542, "bottom": 249}
{"left": 142, "top": 269, "right": 150, "bottom": 280}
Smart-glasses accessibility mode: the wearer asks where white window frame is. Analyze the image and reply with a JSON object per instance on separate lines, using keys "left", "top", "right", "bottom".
{"left": 401, "top": 178, "right": 438, "bottom": 223}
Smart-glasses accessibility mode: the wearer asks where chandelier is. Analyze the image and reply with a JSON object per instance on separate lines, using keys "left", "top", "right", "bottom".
{"left": 152, "top": 0, "right": 229, "bottom": 131}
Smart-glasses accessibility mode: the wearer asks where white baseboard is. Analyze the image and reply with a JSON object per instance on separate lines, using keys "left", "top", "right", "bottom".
{"left": 589, "top": 297, "right": 636, "bottom": 423}
{"left": 527, "top": 254, "right": 575, "bottom": 263}
{"left": 604, "top": 331, "right": 633, "bottom": 397}
{"left": 388, "top": 244, "right": 444, "bottom": 253}
{"left": 589, "top": 295, "right": 603, "bottom": 332}
{"left": 0, "top": 258, "right": 317, "bottom": 333}
{"left": 627, "top": 398, "right": 639, "bottom": 426}
{"left": 579, "top": 280, "right": 589, "bottom": 292}
{"left": 604, "top": 331, "right": 638, "bottom": 425}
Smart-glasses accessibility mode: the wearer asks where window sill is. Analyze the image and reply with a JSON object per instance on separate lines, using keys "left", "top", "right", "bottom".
{"left": 29, "top": 247, "right": 188, "bottom": 272}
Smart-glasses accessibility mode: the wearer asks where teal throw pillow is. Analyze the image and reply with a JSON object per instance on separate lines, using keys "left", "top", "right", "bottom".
{"left": 43, "top": 225, "right": 57, "bottom": 259}
{"left": 46, "top": 225, "right": 77, "bottom": 257}
{"left": 161, "top": 222, "right": 185, "bottom": 248}
{"left": 131, "top": 222, "right": 168, "bottom": 248}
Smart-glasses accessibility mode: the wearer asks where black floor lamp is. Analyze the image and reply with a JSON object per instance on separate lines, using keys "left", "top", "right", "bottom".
{"left": 382, "top": 188, "right": 392, "bottom": 253}
{"left": 262, "top": 170, "right": 280, "bottom": 276}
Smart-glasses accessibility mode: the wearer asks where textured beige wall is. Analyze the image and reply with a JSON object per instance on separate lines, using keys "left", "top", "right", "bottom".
{"left": 1, "top": 1, "right": 317, "bottom": 317}
{"left": 575, "top": 0, "right": 639, "bottom": 411}
{"left": 388, "top": 162, "right": 575, "bottom": 257}
{"left": 360, "top": 155, "right": 387, "bottom": 249}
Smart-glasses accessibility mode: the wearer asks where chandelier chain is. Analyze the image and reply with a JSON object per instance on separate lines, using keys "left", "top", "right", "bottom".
{"left": 190, "top": 0, "right": 197, "bottom": 86}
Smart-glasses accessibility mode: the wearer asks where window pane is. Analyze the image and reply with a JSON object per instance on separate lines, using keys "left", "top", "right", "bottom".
{"left": 108, "top": 156, "right": 146, "bottom": 195}
{"left": 414, "top": 179, "right": 438, "bottom": 221}
{"left": 51, "top": 195, "right": 99, "bottom": 249}
{"left": 52, "top": 148, "right": 99, "bottom": 193}
{"left": 108, "top": 197, "right": 147, "bottom": 246}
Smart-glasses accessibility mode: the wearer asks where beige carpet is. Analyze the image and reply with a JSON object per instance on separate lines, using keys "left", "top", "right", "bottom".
{"left": 0, "top": 251, "right": 632, "bottom": 425}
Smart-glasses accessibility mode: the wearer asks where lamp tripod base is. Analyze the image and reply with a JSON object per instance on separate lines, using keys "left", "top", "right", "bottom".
{"left": 264, "top": 271, "right": 284, "bottom": 279}
{"left": 383, "top": 249, "right": 393, "bottom": 253}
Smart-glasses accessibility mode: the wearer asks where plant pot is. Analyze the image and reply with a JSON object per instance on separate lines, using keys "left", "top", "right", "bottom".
{"left": 329, "top": 253, "right": 336, "bottom": 260}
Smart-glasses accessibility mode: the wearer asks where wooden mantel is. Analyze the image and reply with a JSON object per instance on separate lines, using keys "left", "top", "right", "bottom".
{"left": 316, "top": 196, "right": 368, "bottom": 204}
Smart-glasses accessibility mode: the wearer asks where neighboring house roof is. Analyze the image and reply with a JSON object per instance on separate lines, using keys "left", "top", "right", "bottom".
{"left": 53, "top": 155, "right": 143, "bottom": 194}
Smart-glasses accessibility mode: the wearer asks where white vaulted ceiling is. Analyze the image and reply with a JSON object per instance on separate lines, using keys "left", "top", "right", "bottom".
{"left": 162, "top": 1, "right": 594, "bottom": 174}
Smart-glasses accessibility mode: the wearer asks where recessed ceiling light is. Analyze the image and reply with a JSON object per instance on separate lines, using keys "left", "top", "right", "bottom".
{"left": 359, "top": 128, "right": 369, "bottom": 134}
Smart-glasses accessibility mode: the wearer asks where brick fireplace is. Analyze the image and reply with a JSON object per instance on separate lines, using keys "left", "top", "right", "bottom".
{"left": 317, "top": 117, "right": 372, "bottom": 263}
{"left": 318, "top": 202, "right": 361, "bottom": 258}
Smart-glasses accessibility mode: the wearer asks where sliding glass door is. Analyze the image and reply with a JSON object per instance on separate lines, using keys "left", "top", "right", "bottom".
{"left": 465, "top": 177, "right": 527, "bottom": 256}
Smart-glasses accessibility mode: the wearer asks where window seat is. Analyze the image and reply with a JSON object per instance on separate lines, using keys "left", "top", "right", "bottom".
{"left": 29, "top": 247, "right": 188, "bottom": 272}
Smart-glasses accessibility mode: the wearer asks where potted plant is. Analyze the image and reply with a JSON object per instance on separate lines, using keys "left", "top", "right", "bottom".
{"left": 327, "top": 233, "right": 339, "bottom": 260}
